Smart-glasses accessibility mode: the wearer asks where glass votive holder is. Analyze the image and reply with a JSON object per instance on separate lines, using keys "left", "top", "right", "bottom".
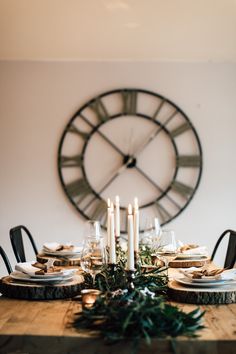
{"left": 81, "top": 289, "right": 101, "bottom": 308}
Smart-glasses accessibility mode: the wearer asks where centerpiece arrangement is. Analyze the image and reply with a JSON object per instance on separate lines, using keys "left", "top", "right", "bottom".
{"left": 74, "top": 196, "right": 205, "bottom": 346}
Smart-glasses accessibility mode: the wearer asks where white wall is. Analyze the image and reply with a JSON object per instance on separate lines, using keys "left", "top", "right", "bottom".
{"left": 0, "top": 61, "right": 236, "bottom": 276}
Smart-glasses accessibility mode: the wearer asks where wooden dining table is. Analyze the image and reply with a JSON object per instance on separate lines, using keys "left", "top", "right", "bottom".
{"left": 0, "top": 266, "right": 236, "bottom": 354}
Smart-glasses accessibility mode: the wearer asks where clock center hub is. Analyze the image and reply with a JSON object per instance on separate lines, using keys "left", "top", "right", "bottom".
{"left": 123, "top": 155, "right": 137, "bottom": 168}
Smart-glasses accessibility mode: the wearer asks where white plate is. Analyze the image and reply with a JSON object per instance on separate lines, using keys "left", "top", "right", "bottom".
{"left": 191, "top": 276, "right": 226, "bottom": 283}
{"left": 10, "top": 271, "right": 74, "bottom": 283}
{"left": 29, "top": 271, "right": 65, "bottom": 278}
{"left": 42, "top": 246, "right": 82, "bottom": 257}
{"left": 175, "top": 276, "right": 236, "bottom": 288}
{"left": 29, "top": 269, "right": 76, "bottom": 279}
{"left": 175, "top": 253, "right": 208, "bottom": 259}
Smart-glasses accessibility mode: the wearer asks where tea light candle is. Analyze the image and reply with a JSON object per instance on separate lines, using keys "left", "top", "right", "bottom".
{"left": 127, "top": 204, "right": 135, "bottom": 270}
{"left": 134, "top": 197, "right": 139, "bottom": 252}
{"left": 81, "top": 289, "right": 101, "bottom": 308}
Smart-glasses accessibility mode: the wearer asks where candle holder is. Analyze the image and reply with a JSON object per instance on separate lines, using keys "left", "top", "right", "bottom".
{"left": 81, "top": 289, "right": 101, "bottom": 309}
{"left": 115, "top": 235, "right": 120, "bottom": 247}
{"left": 134, "top": 251, "right": 140, "bottom": 268}
{"left": 125, "top": 269, "right": 136, "bottom": 292}
{"left": 108, "top": 263, "right": 117, "bottom": 276}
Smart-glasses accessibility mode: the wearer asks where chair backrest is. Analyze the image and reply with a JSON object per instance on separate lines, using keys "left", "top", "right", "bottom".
{"left": 9, "top": 225, "right": 38, "bottom": 263}
{"left": 0, "top": 246, "right": 13, "bottom": 274}
{"left": 211, "top": 229, "right": 236, "bottom": 269}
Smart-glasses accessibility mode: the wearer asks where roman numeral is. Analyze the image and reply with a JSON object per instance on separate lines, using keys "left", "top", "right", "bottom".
{"left": 90, "top": 200, "right": 107, "bottom": 223}
{"left": 89, "top": 98, "right": 109, "bottom": 122}
{"left": 152, "top": 99, "right": 165, "bottom": 120}
{"left": 67, "top": 124, "right": 89, "bottom": 140}
{"left": 121, "top": 90, "right": 137, "bottom": 115}
{"left": 155, "top": 201, "right": 171, "bottom": 223}
{"left": 176, "top": 155, "right": 201, "bottom": 167}
{"left": 59, "top": 154, "right": 83, "bottom": 168}
{"left": 171, "top": 181, "right": 193, "bottom": 199}
{"left": 170, "top": 122, "right": 191, "bottom": 138}
{"left": 65, "top": 178, "right": 92, "bottom": 203}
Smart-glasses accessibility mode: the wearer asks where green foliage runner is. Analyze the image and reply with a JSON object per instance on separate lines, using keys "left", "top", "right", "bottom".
{"left": 73, "top": 245, "right": 205, "bottom": 345}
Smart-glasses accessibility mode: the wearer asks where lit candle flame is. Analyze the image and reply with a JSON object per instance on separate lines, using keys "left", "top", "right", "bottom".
{"left": 134, "top": 197, "right": 139, "bottom": 210}
{"left": 115, "top": 195, "right": 120, "bottom": 204}
{"left": 107, "top": 198, "right": 111, "bottom": 208}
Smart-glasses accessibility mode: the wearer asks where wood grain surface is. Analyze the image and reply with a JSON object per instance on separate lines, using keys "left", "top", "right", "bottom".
{"left": 0, "top": 297, "right": 236, "bottom": 354}
{"left": 169, "top": 257, "right": 210, "bottom": 268}
{"left": 168, "top": 280, "right": 236, "bottom": 304}
{"left": 0, "top": 275, "right": 84, "bottom": 300}
{"left": 37, "top": 254, "right": 81, "bottom": 266}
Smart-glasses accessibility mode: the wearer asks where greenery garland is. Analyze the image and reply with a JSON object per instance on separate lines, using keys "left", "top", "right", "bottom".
{"left": 73, "top": 245, "right": 205, "bottom": 346}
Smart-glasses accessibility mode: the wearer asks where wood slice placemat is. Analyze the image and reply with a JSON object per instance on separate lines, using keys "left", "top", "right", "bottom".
{"left": 0, "top": 275, "right": 84, "bottom": 300}
{"left": 169, "top": 257, "right": 210, "bottom": 268}
{"left": 37, "top": 254, "right": 80, "bottom": 266}
{"left": 168, "top": 280, "right": 236, "bottom": 304}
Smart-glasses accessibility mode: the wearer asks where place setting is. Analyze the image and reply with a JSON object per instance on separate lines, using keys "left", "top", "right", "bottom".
{"left": 37, "top": 242, "right": 83, "bottom": 266}
{"left": 10, "top": 259, "right": 77, "bottom": 284}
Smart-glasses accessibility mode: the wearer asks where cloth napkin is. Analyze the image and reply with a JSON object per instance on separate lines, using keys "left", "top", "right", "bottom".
{"left": 220, "top": 269, "right": 236, "bottom": 280}
{"left": 15, "top": 262, "right": 46, "bottom": 276}
{"left": 179, "top": 268, "right": 236, "bottom": 280}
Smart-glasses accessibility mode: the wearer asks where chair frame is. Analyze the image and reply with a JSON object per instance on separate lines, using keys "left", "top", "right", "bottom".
{"left": 211, "top": 229, "right": 236, "bottom": 269}
{"left": 0, "top": 246, "right": 13, "bottom": 274}
{"left": 9, "top": 225, "right": 38, "bottom": 263}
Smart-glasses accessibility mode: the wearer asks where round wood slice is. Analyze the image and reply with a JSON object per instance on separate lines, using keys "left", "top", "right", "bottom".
{"left": 168, "top": 280, "right": 236, "bottom": 304}
{"left": 0, "top": 275, "right": 84, "bottom": 300}
{"left": 169, "top": 257, "right": 210, "bottom": 268}
{"left": 37, "top": 254, "right": 80, "bottom": 266}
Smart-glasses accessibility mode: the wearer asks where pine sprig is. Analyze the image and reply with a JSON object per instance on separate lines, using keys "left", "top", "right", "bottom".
{"left": 74, "top": 288, "right": 205, "bottom": 345}
{"left": 74, "top": 245, "right": 205, "bottom": 345}
{"left": 81, "top": 261, "right": 167, "bottom": 294}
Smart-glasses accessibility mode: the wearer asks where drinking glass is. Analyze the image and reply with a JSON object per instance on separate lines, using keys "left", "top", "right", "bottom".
{"left": 80, "top": 221, "right": 107, "bottom": 287}
{"left": 155, "top": 229, "right": 177, "bottom": 277}
{"left": 141, "top": 217, "right": 161, "bottom": 249}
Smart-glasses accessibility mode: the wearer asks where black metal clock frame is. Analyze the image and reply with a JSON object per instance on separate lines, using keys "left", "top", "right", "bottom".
{"left": 57, "top": 88, "right": 203, "bottom": 233}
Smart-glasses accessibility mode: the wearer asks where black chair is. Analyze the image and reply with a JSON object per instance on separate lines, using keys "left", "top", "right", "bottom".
{"left": 0, "top": 246, "right": 13, "bottom": 274}
{"left": 9, "top": 225, "right": 38, "bottom": 263}
{"left": 211, "top": 229, "right": 236, "bottom": 269}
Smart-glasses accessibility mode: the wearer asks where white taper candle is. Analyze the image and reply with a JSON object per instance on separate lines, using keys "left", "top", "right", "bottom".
{"left": 127, "top": 204, "right": 135, "bottom": 270}
{"left": 107, "top": 198, "right": 111, "bottom": 247}
{"left": 109, "top": 203, "right": 116, "bottom": 264}
{"left": 115, "top": 195, "right": 120, "bottom": 238}
{"left": 134, "top": 197, "right": 139, "bottom": 252}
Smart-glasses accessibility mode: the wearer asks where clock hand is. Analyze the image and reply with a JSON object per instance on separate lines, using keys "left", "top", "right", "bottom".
{"left": 135, "top": 166, "right": 181, "bottom": 209}
{"left": 80, "top": 114, "right": 125, "bottom": 158}
{"left": 131, "top": 109, "right": 178, "bottom": 160}
{"left": 82, "top": 157, "right": 133, "bottom": 212}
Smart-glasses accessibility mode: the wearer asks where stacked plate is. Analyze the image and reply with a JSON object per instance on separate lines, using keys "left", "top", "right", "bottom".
{"left": 175, "top": 269, "right": 236, "bottom": 288}
{"left": 175, "top": 253, "right": 208, "bottom": 260}
{"left": 10, "top": 262, "right": 77, "bottom": 284}
{"left": 42, "top": 243, "right": 83, "bottom": 258}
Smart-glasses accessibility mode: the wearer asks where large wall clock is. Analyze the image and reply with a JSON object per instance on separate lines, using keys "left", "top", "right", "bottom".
{"left": 58, "top": 88, "right": 202, "bottom": 233}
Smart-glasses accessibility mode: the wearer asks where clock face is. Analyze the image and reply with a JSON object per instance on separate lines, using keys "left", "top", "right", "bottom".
{"left": 58, "top": 88, "right": 202, "bottom": 233}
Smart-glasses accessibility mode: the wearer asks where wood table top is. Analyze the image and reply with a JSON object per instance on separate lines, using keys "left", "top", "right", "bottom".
{"left": 1, "top": 265, "right": 236, "bottom": 354}
{"left": 0, "top": 295, "right": 236, "bottom": 354}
